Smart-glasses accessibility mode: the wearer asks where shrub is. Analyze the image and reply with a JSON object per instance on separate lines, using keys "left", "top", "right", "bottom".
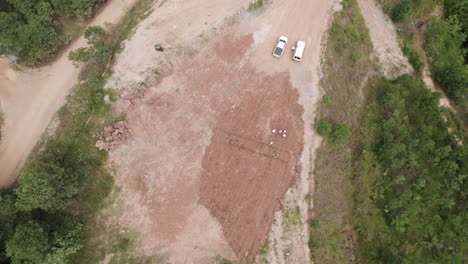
{"left": 316, "top": 120, "right": 332, "bottom": 137}
{"left": 84, "top": 25, "right": 106, "bottom": 45}
{"left": 402, "top": 40, "right": 425, "bottom": 75}
{"left": 248, "top": 0, "right": 267, "bottom": 11}
{"left": 68, "top": 47, "right": 92, "bottom": 63}
{"left": 331, "top": 123, "right": 352, "bottom": 143}
{"left": 391, "top": 0, "right": 413, "bottom": 22}
{"left": 322, "top": 95, "right": 332, "bottom": 104}
{"left": 94, "top": 45, "right": 112, "bottom": 62}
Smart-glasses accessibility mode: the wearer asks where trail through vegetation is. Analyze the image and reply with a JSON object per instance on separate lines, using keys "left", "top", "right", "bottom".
{"left": 310, "top": 0, "right": 467, "bottom": 263}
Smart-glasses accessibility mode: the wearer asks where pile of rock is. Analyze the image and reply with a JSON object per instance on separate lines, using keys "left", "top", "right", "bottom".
{"left": 95, "top": 121, "right": 130, "bottom": 151}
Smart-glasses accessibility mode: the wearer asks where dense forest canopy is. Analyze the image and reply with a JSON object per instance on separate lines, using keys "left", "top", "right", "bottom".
{"left": 356, "top": 75, "right": 467, "bottom": 263}
{"left": 0, "top": 0, "right": 105, "bottom": 65}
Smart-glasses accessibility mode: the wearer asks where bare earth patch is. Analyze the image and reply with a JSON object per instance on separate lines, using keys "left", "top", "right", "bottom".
{"left": 105, "top": 0, "right": 338, "bottom": 262}
{"left": 109, "top": 30, "right": 304, "bottom": 262}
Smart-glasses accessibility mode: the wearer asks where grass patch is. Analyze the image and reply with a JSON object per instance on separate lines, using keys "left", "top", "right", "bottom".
{"left": 248, "top": 0, "right": 268, "bottom": 11}
{"left": 309, "top": 0, "right": 377, "bottom": 263}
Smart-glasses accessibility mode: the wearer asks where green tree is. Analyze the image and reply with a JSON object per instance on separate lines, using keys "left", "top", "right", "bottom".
{"left": 0, "top": 190, "right": 17, "bottom": 222}
{"left": 44, "top": 217, "right": 83, "bottom": 264}
{"left": 6, "top": 221, "right": 49, "bottom": 263}
{"left": 51, "top": 0, "right": 104, "bottom": 17}
{"left": 15, "top": 157, "right": 84, "bottom": 211}
{"left": 84, "top": 25, "right": 106, "bottom": 45}
{"left": 94, "top": 45, "right": 111, "bottom": 62}
{"left": 0, "top": 190, "right": 17, "bottom": 263}
{"left": 0, "top": 12, "right": 23, "bottom": 54}
{"left": 425, "top": 17, "right": 468, "bottom": 101}
{"left": 68, "top": 47, "right": 91, "bottom": 63}
{"left": 391, "top": 0, "right": 412, "bottom": 22}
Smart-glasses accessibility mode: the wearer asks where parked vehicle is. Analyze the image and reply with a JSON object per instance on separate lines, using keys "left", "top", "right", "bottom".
{"left": 273, "top": 36, "right": 288, "bottom": 58}
{"left": 293, "top": 41, "right": 305, "bottom": 62}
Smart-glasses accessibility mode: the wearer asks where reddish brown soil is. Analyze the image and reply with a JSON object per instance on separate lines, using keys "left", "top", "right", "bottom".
{"left": 109, "top": 31, "right": 304, "bottom": 262}
{"left": 199, "top": 34, "right": 304, "bottom": 258}
{"left": 198, "top": 66, "right": 304, "bottom": 259}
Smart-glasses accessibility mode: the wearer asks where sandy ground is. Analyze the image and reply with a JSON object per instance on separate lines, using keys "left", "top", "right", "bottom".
{"left": 0, "top": 0, "right": 139, "bottom": 187}
{"left": 105, "top": 0, "right": 337, "bottom": 263}
{"left": 357, "top": 0, "right": 412, "bottom": 77}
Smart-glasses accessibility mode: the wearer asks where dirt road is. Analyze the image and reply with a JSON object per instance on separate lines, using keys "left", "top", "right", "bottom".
{"left": 0, "top": 0, "right": 138, "bottom": 187}
{"left": 357, "top": 0, "right": 452, "bottom": 109}
{"left": 106, "top": 0, "right": 337, "bottom": 263}
{"left": 357, "top": 0, "right": 412, "bottom": 77}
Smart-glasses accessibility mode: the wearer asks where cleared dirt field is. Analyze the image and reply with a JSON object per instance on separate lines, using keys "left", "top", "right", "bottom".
{"left": 106, "top": 0, "right": 337, "bottom": 263}
{"left": 110, "top": 31, "right": 304, "bottom": 261}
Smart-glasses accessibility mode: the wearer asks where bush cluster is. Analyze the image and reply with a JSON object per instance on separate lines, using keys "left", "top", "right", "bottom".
{"left": 0, "top": 0, "right": 104, "bottom": 65}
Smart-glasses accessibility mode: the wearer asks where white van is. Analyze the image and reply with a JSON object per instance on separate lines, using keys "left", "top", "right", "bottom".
{"left": 293, "top": 41, "right": 306, "bottom": 62}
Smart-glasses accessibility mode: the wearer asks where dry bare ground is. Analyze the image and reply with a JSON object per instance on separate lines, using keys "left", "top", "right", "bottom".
{"left": 0, "top": 0, "right": 139, "bottom": 187}
{"left": 104, "top": 0, "right": 338, "bottom": 263}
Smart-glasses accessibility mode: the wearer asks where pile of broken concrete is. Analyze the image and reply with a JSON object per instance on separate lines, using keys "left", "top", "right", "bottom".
{"left": 95, "top": 120, "right": 130, "bottom": 151}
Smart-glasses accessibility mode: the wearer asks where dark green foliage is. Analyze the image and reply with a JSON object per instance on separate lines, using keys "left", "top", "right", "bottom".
{"left": 316, "top": 120, "right": 352, "bottom": 143}
{"left": 15, "top": 134, "right": 99, "bottom": 212}
{"left": 43, "top": 215, "right": 84, "bottom": 264}
{"left": 356, "top": 75, "right": 467, "bottom": 263}
{"left": 68, "top": 47, "right": 91, "bottom": 63}
{"left": 425, "top": 17, "right": 468, "bottom": 102}
{"left": 391, "top": 0, "right": 412, "bottom": 22}
{"left": 0, "top": 0, "right": 104, "bottom": 65}
{"left": 0, "top": 0, "right": 65, "bottom": 65}
{"left": 444, "top": 0, "right": 468, "bottom": 51}
{"left": 387, "top": 0, "right": 441, "bottom": 23}
{"left": 69, "top": 26, "right": 112, "bottom": 64}
{"left": 6, "top": 221, "right": 49, "bottom": 263}
{"left": 0, "top": 190, "right": 17, "bottom": 262}
{"left": 84, "top": 25, "right": 106, "bottom": 45}
{"left": 316, "top": 120, "right": 332, "bottom": 137}
{"left": 52, "top": 0, "right": 105, "bottom": 17}
{"left": 331, "top": 123, "right": 352, "bottom": 143}
{"left": 402, "top": 39, "right": 425, "bottom": 75}
{"left": 4, "top": 217, "right": 84, "bottom": 264}
{"left": 95, "top": 45, "right": 111, "bottom": 62}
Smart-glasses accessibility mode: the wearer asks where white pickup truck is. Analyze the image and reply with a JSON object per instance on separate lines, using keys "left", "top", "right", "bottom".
{"left": 273, "top": 36, "right": 288, "bottom": 58}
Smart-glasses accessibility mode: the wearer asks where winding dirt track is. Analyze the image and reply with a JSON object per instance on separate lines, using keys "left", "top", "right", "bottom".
{"left": 0, "top": 0, "right": 138, "bottom": 187}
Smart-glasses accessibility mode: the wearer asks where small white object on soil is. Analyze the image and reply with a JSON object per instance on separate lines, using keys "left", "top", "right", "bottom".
{"left": 272, "top": 129, "right": 277, "bottom": 133}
